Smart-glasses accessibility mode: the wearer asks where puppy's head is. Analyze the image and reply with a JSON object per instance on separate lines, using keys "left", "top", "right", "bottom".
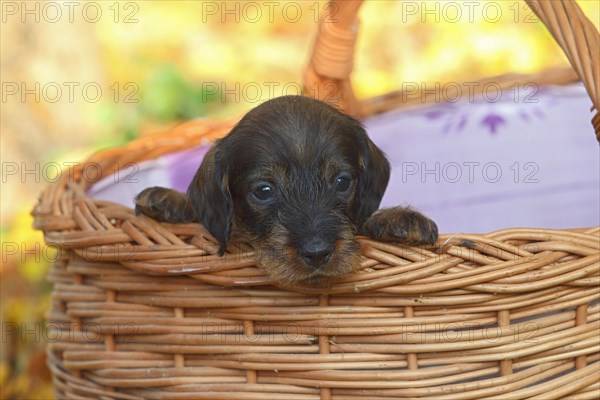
{"left": 188, "top": 96, "right": 390, "bottom": 287}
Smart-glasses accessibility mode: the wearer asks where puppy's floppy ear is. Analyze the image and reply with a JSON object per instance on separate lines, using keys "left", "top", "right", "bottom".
{"left": 187, "top": 143, "right": 233, "bottom": 256}
{"left": 353, "top": 134, "right": 391, "bottom": 226}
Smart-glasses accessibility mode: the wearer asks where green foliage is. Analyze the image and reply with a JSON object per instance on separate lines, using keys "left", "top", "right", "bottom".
{"left": 91, "top": 63, "right": 220, "bottom": 150}
{"left": 140, "top": 63, "right": 217, "bottom": 122}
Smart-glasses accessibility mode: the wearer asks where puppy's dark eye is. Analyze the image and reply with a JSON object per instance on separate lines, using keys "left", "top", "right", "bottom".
{"left": 335, "top": 175, "right": 352, "bottom": 193}
{"left": 251, "top": 184, "right": 276, "bottom": 204}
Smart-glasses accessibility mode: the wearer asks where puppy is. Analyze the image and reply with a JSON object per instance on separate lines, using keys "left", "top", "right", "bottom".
{"left": 135, "top": 96, "right": 437, "bottom": 287}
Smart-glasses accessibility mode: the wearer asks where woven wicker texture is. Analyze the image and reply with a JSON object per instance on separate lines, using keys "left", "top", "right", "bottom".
{"left": 33, "top": 0, "right": 600, "bottom": 399}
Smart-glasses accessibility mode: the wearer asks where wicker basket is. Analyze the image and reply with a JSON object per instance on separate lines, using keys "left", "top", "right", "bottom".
{"left": 33, "top": 1, "right": 600, "bottom": 399}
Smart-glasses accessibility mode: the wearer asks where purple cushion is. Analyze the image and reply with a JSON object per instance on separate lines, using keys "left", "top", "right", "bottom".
{"left": 88, "top": 84, "right": 599, "bottom": 233}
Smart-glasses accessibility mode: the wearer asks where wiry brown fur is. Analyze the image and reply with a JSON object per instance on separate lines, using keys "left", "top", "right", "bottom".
{"left": 250, "top": 224, "right": 361, "bottom": 288}
{"left": 135, "top": 96, "right": 438, "bottom": 288}
{"left": 360, "top": 207, "right": 439, "bottom": 245}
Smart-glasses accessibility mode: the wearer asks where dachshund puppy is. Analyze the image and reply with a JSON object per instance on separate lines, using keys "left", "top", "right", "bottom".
{"left": 135, "top": 96, "right": 437, "bottom": 287}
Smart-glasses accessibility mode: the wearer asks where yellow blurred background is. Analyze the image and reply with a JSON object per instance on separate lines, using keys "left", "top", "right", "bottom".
{"left": 1, "top": 1, "right": 598, "bottom": 398}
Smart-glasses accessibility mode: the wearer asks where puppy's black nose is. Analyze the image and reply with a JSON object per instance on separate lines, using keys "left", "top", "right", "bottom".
{"left": 299, "top": 238, "right": 334, "bottom": 268}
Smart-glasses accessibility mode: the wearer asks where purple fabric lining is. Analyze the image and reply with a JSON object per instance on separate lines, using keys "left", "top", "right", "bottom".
{"left": 164, "top": 145, "right": 210, "bottom": 190}
{"left": 88, "top": 83, "right": 599, "bottom": 233}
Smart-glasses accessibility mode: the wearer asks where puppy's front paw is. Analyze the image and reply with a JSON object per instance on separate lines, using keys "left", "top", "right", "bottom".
{"left": 135, "top": 187, "right": 194, "bottom": 223}
{"left": 360, "top": 207, "right": 438, "bottom": 244}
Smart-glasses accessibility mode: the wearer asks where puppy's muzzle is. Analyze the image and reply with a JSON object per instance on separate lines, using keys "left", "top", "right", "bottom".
{"left": 298, "top": 237, "right": 334, "bottom": 269}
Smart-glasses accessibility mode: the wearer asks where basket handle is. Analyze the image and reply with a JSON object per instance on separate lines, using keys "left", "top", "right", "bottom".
{"left": 304, "top": 0, "right": 600, "bottom": 141}
{"left": 303, "top": 0, "right": 362, "bottom": 116}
